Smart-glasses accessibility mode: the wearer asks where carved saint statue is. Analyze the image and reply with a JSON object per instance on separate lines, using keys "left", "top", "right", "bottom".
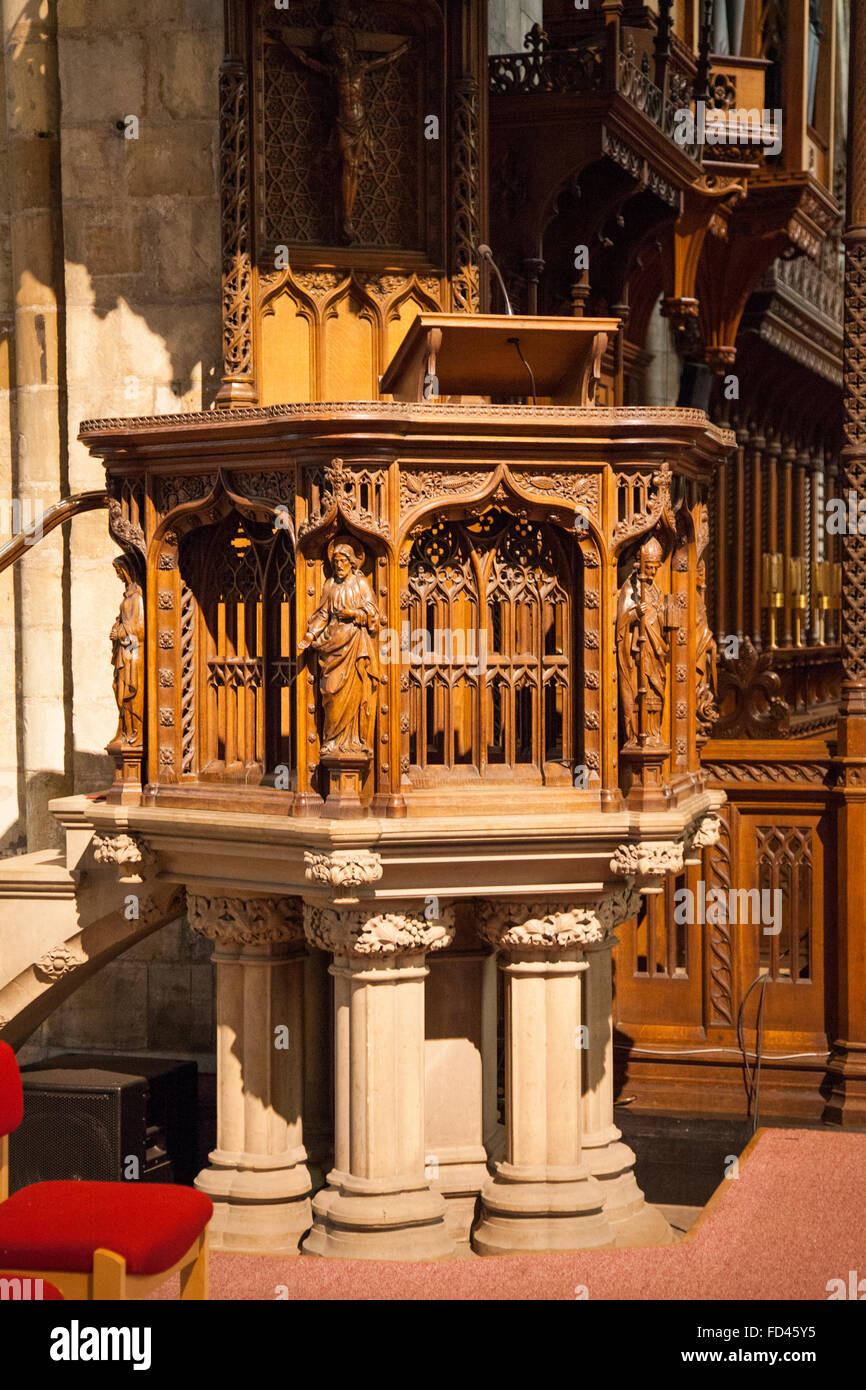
{"left": 616, "top": 536, "right": 669, "bottom": 747}
{"left": 110, "top": 555, "right": 144, "bottom": 744}
{"left": 283, "top": 19, "right": 411, "bottom": 241}
{"left": 299, "top": 538, "right": 381, "bottom": 756}
{"left": 695, "top": 559, "right": 719, "bottom": 736}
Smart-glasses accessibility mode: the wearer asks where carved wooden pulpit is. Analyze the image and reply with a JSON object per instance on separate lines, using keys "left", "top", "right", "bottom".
{"left": 80, "top": 312, "right": 733, "bottom": 1261}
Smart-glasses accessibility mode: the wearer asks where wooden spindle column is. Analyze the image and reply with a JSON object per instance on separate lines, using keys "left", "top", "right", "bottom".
{"left": 735, "top": 424, "right": 748, "bottom": 641}
{"left": 827, "top": 0, "right": 866, "bottom": 1125}
{"left": 750, "top": 426, "right": 765, "bottom": 648}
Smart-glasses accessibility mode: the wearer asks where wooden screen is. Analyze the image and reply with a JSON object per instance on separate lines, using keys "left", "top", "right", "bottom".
{"left": 180, "top": 514, "right": 296, "bottom": 784}
{"left": 403, "top": 508, "right": 578, "bottom": 784}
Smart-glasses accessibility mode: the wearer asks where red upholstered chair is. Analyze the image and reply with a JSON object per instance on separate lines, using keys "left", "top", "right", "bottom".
{"left": 0, "top": 1040, "right": 211, "bottom": 1300}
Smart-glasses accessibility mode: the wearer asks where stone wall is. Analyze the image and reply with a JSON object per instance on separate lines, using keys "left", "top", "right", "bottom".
{"left": 488, "top": 0, "right": 543, "bottom": 54}
{"left": 19, "top": 913, "right": 216, "bottom": 1071}
{"left": 0, "top": 0, "right": 223, "bottom": 854}
{"left": 1, "top": 0, "right": 222, "bottom": 1062}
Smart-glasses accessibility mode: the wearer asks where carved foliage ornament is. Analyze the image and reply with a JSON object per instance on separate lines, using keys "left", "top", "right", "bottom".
{"left": 476, "top": 891, "right": 641, "bottom": 951}
{"left": 304, "top": 849, "right": 383, "bottom": 890}
{"left": 92, "top": 834, "right": 155, "bottom": 870}
{"left": 304, "top": 903, "right": 455, "bottom": 957}
{"left": 35, "top": 945, "right": 87, "bottom": 982}
{"left": 610, "top": 840, "right": 685, "bottom": 876}
{"left": 187, "top": 894, "right": 303, "bottom": 946}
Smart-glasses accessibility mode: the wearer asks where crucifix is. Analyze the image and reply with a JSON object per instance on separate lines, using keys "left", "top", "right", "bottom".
{"left": 274, "top": 11, "right": 411, "bottom": 242}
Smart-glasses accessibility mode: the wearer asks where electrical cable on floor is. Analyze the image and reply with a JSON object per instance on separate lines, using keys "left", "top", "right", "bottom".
{"left": 737, "top": 970, "right": 773, "bottom": 1133}
{"left": 623, "top": 1046, "right": 826, "bottom": 1061}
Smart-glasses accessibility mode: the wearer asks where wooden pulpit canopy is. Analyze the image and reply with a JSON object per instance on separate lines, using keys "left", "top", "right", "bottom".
{"left": 379, "top": 313, "right": 621, "bottom": 405}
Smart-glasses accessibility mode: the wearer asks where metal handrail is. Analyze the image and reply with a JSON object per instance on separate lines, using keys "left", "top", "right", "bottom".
{"left": 0, "top": 490, "right": 108, "bottom": 574}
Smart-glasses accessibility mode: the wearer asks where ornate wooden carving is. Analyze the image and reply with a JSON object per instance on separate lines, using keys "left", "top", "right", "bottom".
{"left": 451, "top": 75, "right": 480, "bottom": 312}
{"left": 715, "top": 636, "right": 791, "bottom": 737}
{"left": 109, "top": 556, "right": 145, "bottom": 746}
{"left": 705, "top": 803, "right": 734, "bottom": 1026}
{"left": 300, "top": 536, "right": 381, "bottom": 758}
{"left": 617, "top": 536, "right": 669, "bottom": 749}
{"left": 257, "top": 3, "right": 436, "bottom": 255}
{"left": 83, "top": 401, "right": 731, "bottom": 817}
{"left": 106, "top": 553, "right": 145, "bottom": 803}
{"left": 756, "top": 824, "right": 813, "bottom": 982}
{"left": 172, "top": 511, "right": 297, "bottom": 789}
{"left": 403, "top": 508, "right": 578, "bottom": 785}
{"left": 278, "top": 16, "right": 411, "bottom": 243}
{"left": 217, "top": 59, "right": 255, "bottom": 406}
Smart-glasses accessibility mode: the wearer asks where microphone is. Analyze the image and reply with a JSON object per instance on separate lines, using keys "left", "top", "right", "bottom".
{"left": 477, "top": 243, "right": 514, "bottom": 316}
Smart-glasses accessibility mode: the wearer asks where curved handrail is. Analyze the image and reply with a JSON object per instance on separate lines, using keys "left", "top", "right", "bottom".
{"left": 0, "top": 490, "right": 108, "bottom": 574}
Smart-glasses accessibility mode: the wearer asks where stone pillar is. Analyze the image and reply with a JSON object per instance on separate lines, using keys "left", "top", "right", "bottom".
{"left": 301, "top": 903, "right": 457, "bottom": 1260}
{"left": 471, "top": 899, "right": 617, "bottom": 1256}
{"left": 424, "top": 930, "right": 493, "bottom": 1246}
{"left": 581, "top": 922, "right": 673, "bottom": 1247}
{"left": 2, "top": 0, "right": 69, "bottom": 849}
{"left": 302, "top": 945, "right": 332, "bottom": 1189}
{"left": 188, "top": 895, "right": 312, "bottom": 1254}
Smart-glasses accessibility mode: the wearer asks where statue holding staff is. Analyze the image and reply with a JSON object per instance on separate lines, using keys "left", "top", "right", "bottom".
{"left": 616, "top": 536, "right": 669, "bottom": 747}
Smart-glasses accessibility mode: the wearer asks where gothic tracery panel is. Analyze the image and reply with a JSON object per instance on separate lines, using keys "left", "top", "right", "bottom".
{"left": 179, "top": 514, "right": 297, "bottom": 785}
{"left": 403, "top": 508, "right": 580, "bottom": 784}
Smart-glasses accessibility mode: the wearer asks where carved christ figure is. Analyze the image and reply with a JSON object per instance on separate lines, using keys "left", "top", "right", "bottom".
{"left": 110, "top": 555, "right": 144, "bottom": 744}
{"left": 616, "top": 536, "right": 669, "bottom": 747}
{"left": 299, "top": 538, "right": 382, "bottom": 756}
{"left": 284, "top": 21, "right": 411, "bottom": 241}
{"left": 695, "top": 559, "right": 719, "bottom": 735}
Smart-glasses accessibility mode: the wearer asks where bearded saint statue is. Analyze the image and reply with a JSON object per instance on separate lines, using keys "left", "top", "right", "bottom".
{"left": 615, "top": 535, "right": 669, "bottom": 747}
{"left": 299, "top": 537, "right": 382, "bottom": 756}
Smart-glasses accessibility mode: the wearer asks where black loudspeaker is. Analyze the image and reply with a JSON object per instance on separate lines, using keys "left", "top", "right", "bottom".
{"left": 9, "top": 1054, "right": 198, "bottom": 1195}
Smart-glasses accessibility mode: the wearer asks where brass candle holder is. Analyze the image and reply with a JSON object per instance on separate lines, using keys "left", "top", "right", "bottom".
{"left": 812, "top": 560, "right": 842, "bottom": 645}
{"left": 787, "top": 556, "right": 807, "bottom": 648}
{"left": 761, "top": 552, "right": 784, "bottom": 649}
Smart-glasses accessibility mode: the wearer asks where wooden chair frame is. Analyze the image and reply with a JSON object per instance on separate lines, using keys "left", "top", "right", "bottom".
{"left": 0, "top": 1132, "right": 209, "bottom": 1301}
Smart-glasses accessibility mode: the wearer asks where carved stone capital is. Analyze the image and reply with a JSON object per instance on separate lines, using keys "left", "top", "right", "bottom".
{"left": 303, "top": 849, "right": 383, "bottom": 892}
{"left": 188, "top": 894, "right": 304, "bottom": 948}
{"left": 92, "top": 833, "right": 156, "bottom": 872}
{"left": 610, "top": 840, "right": 685, "bottom": 877}
{"left": 475, "top": 896, "right": 633, "bottom": 951}
{"left": 303, "top": 903, "right": 455, "bottom": 958}
{"left": 136, "top": 887, "right": 187, "bottom": 927}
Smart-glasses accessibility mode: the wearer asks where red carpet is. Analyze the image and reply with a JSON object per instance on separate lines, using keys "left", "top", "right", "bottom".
{"left": 151, "top": 1129, "right": 866, "bottom": 1300}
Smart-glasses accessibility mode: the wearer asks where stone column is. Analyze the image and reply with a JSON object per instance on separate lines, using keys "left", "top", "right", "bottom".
{"left": 188, "top": 895, "right": 312, "bottom": 1254}
{"left": 581, "top": 900, "right": 673, "bottom": 1247}
{"left": 471, "top": 899, "right": 617, "bottom": 1256}
{"left": 2, "top": 0, "right": 69, "bottom": 849}
{"left": 302, "top": 903, "right": 457, "bottom": 1260}
{"left": 424, "top": 930, "right": 494, "bottom": 1246}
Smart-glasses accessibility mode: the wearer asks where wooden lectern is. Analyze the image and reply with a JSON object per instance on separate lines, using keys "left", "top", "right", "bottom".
{"left": 379, "top": 313, "right": 620, "bottom": 406}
